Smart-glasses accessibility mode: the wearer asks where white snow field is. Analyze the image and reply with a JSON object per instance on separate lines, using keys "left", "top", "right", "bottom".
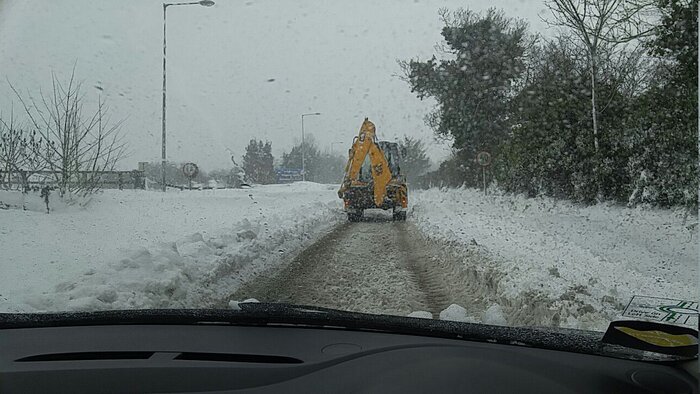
{"left": 411, "top": 187, "right": 697, "bottom": 331}
{"left": 0, "top": 183, "right": 342, "bottom": 312}
{"left": 1, "top": 183, "right": 696, "bottom": 333}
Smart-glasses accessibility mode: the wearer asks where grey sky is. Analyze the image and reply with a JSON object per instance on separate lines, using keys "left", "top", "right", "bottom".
{"left": 0, "top": 0, "right": 550, "bottom": 170}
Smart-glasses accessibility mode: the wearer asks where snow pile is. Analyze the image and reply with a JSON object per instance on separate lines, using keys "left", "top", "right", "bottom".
{"left": 431, "top": 304, "right": 505, "bottom": 326}
{"left": 411, "top": 187, "right": 697, "bottom": 331}
{"left": 438, "top": 304, "right": 477, "bottom": 323}
{"left": 0, "top": 183, "right": 342, "bottom": 312}
{"left": 481, "top": 304, "right": 508, "bottom": 326}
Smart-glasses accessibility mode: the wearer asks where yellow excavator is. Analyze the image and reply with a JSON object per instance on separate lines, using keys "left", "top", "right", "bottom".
{"left": 337, "top": 118, "right": 408, "bottom": 221}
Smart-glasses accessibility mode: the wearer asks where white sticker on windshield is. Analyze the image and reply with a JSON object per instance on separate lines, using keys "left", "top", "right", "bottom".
{"left": 623, "top": 295, "right": 698, "bottom": 328}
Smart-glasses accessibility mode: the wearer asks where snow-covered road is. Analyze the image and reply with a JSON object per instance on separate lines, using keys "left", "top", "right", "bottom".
{"left": 1, "top": 184, "right": 694, "bottom": 332}
{"left": 229, "top": 216, "right": 454, "bottom": 316}
{"left": 228, "top": 211, "right": 624, "bottom": 329}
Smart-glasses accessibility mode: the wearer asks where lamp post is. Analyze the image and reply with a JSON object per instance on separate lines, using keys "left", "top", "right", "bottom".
{"left": 300, "top": 112, "right": 321, "bottom": 181}
{"left": 161, "top": 0, "right": 215, "bottom": 192}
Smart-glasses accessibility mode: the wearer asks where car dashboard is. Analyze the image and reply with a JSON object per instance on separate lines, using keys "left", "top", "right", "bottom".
{"left": 0, "top": 321, "right": 696, "bottom": 393}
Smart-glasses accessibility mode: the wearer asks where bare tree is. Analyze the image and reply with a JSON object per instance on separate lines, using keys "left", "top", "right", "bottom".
{"left": 543, "top": 0, "right": 656, "bottom": 198}
{"left": 9, "top": 68, "right": 127, "bottom": 197}
{"left": 0, "top": 109, "right": 22, "bottom": 188}
{"left": 0, "top": 109, "right": 50, "bottom": 191}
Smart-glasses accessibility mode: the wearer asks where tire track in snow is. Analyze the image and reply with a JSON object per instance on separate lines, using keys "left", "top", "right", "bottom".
{"left": 225, "top": 208, "right": 615, "bottom": 329}
{"left": 394, "top": 222, "right": 450, "bottom": 316}
{"left": 227, "top": 214, "right": 457, "bottom": 315}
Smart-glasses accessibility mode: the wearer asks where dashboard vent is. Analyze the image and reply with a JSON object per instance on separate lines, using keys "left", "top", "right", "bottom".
{"left": 174, "top": 352, "right": 303, "bottom": 364}
{"left": 15, "top": 351, "right": 303, "bottom": 364}
{"left": 16, "top": 352, "right": 154, "bottom": 362}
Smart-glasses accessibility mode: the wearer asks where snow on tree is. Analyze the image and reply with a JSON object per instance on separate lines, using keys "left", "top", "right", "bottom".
{"left": 400, "top": 8, "right": 531, "bottom": 186}
{"left": 542, "top": 0, "right": 656, "bottom": 200}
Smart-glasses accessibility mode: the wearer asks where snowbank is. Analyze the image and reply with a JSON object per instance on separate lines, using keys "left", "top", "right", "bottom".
{"left": 432, "top": 303, "right": 506, "bottom": 326}
{"left": 411, "top": 187, "right": 697, "bottom": 331}
{"left": 0, "top": 183, "right": 342, "bottom": 312}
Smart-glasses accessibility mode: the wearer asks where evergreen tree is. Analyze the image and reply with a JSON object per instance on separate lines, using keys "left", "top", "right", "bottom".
{"left": 282, "top": 136, "right": 321, "bottom": 181}
{"left": 314, "top": 152, "right": 346, "bottom": 184}
{"left": 242, "top": 139, "right": 259, "bottom": 183}
{"left": 401, "top": 8, "right": 530, "bottom": 185}
{"left": 259, "top": 141, "right": 276, "bottom": 184}
{"left": 626, "top": 0, "right": 698, "bottom": 207}
{"left": 499, "top": 37, "right": 635, "bottom": 201}
{"left": 243, "top": 139, "right": 275, "bottom": 184}
{"left": 406, "top": 4, "right": 696, "bottom": 208}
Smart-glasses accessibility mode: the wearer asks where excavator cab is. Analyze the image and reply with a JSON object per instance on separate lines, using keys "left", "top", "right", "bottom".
{"left": 338, "top": 119, "right": 408, "bottom": 222}
{"left": 358, "top": 156, "right": 373, "bottom": 183}
{"left": 377, "top": 141, "right": 403, "bottom": 179}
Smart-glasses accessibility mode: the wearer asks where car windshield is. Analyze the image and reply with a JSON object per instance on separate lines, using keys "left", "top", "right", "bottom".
{"left": 0, "top": 0, "right": 697, "bottom": 358}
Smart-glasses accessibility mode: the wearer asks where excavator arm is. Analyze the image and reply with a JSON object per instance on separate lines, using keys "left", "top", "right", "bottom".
{"left": 338, "top": 118, "right": 392, "bottom": 207}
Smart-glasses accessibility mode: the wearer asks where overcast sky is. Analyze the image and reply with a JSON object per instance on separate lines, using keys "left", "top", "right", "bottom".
{"left": 0, "top": 0, "right": 550, "bottom": 170}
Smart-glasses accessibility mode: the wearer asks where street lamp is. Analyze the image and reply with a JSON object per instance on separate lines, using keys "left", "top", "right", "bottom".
{"left": 300, "top": 112, "right": 321, "bottom": 181}
{"left": 161, "top": 0, "right": 215, "bottom": 192}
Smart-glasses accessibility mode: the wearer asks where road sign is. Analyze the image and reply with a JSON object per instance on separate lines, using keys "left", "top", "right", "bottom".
{"left": 276, "top": 168, "right": 303, "bottom": 183}
{"left": 182, "top": 163, "right": 199, "bottom": 189}
{"left": 476, "top": 151, "right": 491, "bottom": 167}
{"left": 182, "top": 162, "right": 199, "bottom": 178}
{"left": 475, "top": 151, "right": 491, "bottom": 195}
